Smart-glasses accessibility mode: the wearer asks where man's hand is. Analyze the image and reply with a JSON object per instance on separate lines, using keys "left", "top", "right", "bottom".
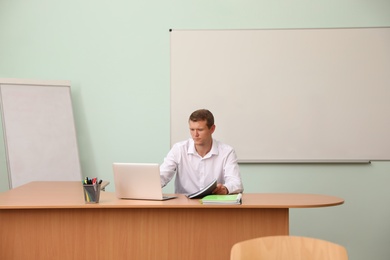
{"left": 212, "top": 183, "right": 229, "bottom": 195}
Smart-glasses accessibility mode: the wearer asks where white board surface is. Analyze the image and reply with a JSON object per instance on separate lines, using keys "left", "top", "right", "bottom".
{"left": 0, "top": 79, "right": 82, "bottom": 188}
{"left": 170, "top": 28, "right": 390, "bottom": 162}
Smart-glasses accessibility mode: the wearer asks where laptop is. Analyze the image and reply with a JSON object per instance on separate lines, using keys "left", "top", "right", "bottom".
{"left": 113, "top": 162, "right": 177, "bottom": 201}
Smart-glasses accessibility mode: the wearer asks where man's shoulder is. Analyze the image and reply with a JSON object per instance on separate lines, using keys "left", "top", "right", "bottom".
{"left": 172, "top": 139, "right": 192, "bottom": 149}
{"left": 214, "top": 139, "right": 234, "bottom": 152}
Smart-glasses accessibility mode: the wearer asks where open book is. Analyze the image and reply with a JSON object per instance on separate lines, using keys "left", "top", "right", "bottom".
{"left": 186, "top": 179, "right": 217, "bottom": 199}
{"left": 200, "top": 193, "right": 242, "bottom": 205}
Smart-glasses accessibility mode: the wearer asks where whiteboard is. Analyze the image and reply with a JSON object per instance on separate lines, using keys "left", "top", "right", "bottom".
{"left": 170, "top": 28, "right": 390, "bottom": 162}
{"left": 0, "top": 79, "right": 82, "bottom": 188}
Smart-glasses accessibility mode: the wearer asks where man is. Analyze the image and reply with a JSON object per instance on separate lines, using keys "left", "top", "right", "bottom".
{"left": 160, "top": 109, "right": 243, "bottom": 195}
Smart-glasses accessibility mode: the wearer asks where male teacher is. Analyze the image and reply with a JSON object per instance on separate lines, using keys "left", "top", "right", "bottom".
{"left": 160, "top": 109, "right": 243, "bottom": 195}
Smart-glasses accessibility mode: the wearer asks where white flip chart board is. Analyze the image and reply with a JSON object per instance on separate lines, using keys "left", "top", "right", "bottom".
{"left": 170, "top": 27, "right": 390, "bottom": 162}
{"left": 0, "top": 79, "right": 82, "bottom": 188}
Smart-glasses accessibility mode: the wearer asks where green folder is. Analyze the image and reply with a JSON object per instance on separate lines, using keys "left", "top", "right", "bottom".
{"left": 200, "top": 193, "right": 242, "bottom": 205}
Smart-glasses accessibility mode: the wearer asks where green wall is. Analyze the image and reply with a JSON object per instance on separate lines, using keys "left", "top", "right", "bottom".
{"left": 1, "top": 1, "right": 390, "bottom": 259}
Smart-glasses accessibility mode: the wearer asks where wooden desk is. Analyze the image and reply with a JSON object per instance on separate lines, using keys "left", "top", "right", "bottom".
{"left": 0, "top": 182, "right": 344, "bottom": 260}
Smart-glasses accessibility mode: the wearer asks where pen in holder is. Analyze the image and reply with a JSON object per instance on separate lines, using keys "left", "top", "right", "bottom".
{"left": 83, "top": 178, "right": 101, "bottom": 203}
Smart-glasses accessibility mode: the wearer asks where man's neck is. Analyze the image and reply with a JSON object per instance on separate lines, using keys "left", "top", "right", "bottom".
{"left": 195, "top": 140, "right": 213, "bottom": 158}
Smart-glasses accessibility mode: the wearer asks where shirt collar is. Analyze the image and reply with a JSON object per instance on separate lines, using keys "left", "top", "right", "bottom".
{"left": 187, "top": 138, "right": 219, "bottom": 157}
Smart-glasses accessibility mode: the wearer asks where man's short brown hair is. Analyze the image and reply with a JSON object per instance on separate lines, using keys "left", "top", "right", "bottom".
{"left": 189, "top": 109, "right": 214, "bottom": 129}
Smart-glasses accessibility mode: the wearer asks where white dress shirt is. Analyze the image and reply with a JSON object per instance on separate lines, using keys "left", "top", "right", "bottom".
{"left": 160, "top": 138, "right": 244, "bottom": 194}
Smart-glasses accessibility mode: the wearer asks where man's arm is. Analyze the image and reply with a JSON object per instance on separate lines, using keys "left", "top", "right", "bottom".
{"left": 223, "top": 149, "right": 244, "bottom": 194}
{"left": 160, "top": 145, "right": 179, "bottom": 187}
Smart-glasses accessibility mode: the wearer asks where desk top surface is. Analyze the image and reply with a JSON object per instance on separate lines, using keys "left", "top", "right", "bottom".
{"left": 0, "top": 181, "right": 344, "bottom": 209}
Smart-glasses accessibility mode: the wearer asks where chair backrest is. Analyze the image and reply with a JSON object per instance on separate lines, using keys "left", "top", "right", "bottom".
{"left": 230, "top": 236, "right": 348, "bottom": 260}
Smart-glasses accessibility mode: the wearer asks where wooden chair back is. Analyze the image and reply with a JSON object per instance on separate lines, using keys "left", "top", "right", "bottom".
{"left": 230, "top": 236, "right": 348, "bottom": 260}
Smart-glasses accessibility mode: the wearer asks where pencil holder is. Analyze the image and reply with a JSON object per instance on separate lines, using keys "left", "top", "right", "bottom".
{"left": 83, "top": 184, "right": 101, "bottom": 203}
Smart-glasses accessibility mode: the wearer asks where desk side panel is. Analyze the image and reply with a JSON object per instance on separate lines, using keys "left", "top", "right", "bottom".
{"left": 0, "top": 208, "right": 288, "bottom": 260}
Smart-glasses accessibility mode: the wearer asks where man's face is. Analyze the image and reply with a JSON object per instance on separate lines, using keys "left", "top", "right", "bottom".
{"left": 189, "top": 120, "right": 215, "bottom": 146}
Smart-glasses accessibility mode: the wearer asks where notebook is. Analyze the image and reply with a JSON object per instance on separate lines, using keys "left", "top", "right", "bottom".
{"left": 113, "top": 162, "right": 177, "bottom": 201}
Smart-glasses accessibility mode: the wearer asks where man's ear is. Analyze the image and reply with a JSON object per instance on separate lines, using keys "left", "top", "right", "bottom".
{"left": 210, "top": 124, "right": 216, "bottom": 134}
